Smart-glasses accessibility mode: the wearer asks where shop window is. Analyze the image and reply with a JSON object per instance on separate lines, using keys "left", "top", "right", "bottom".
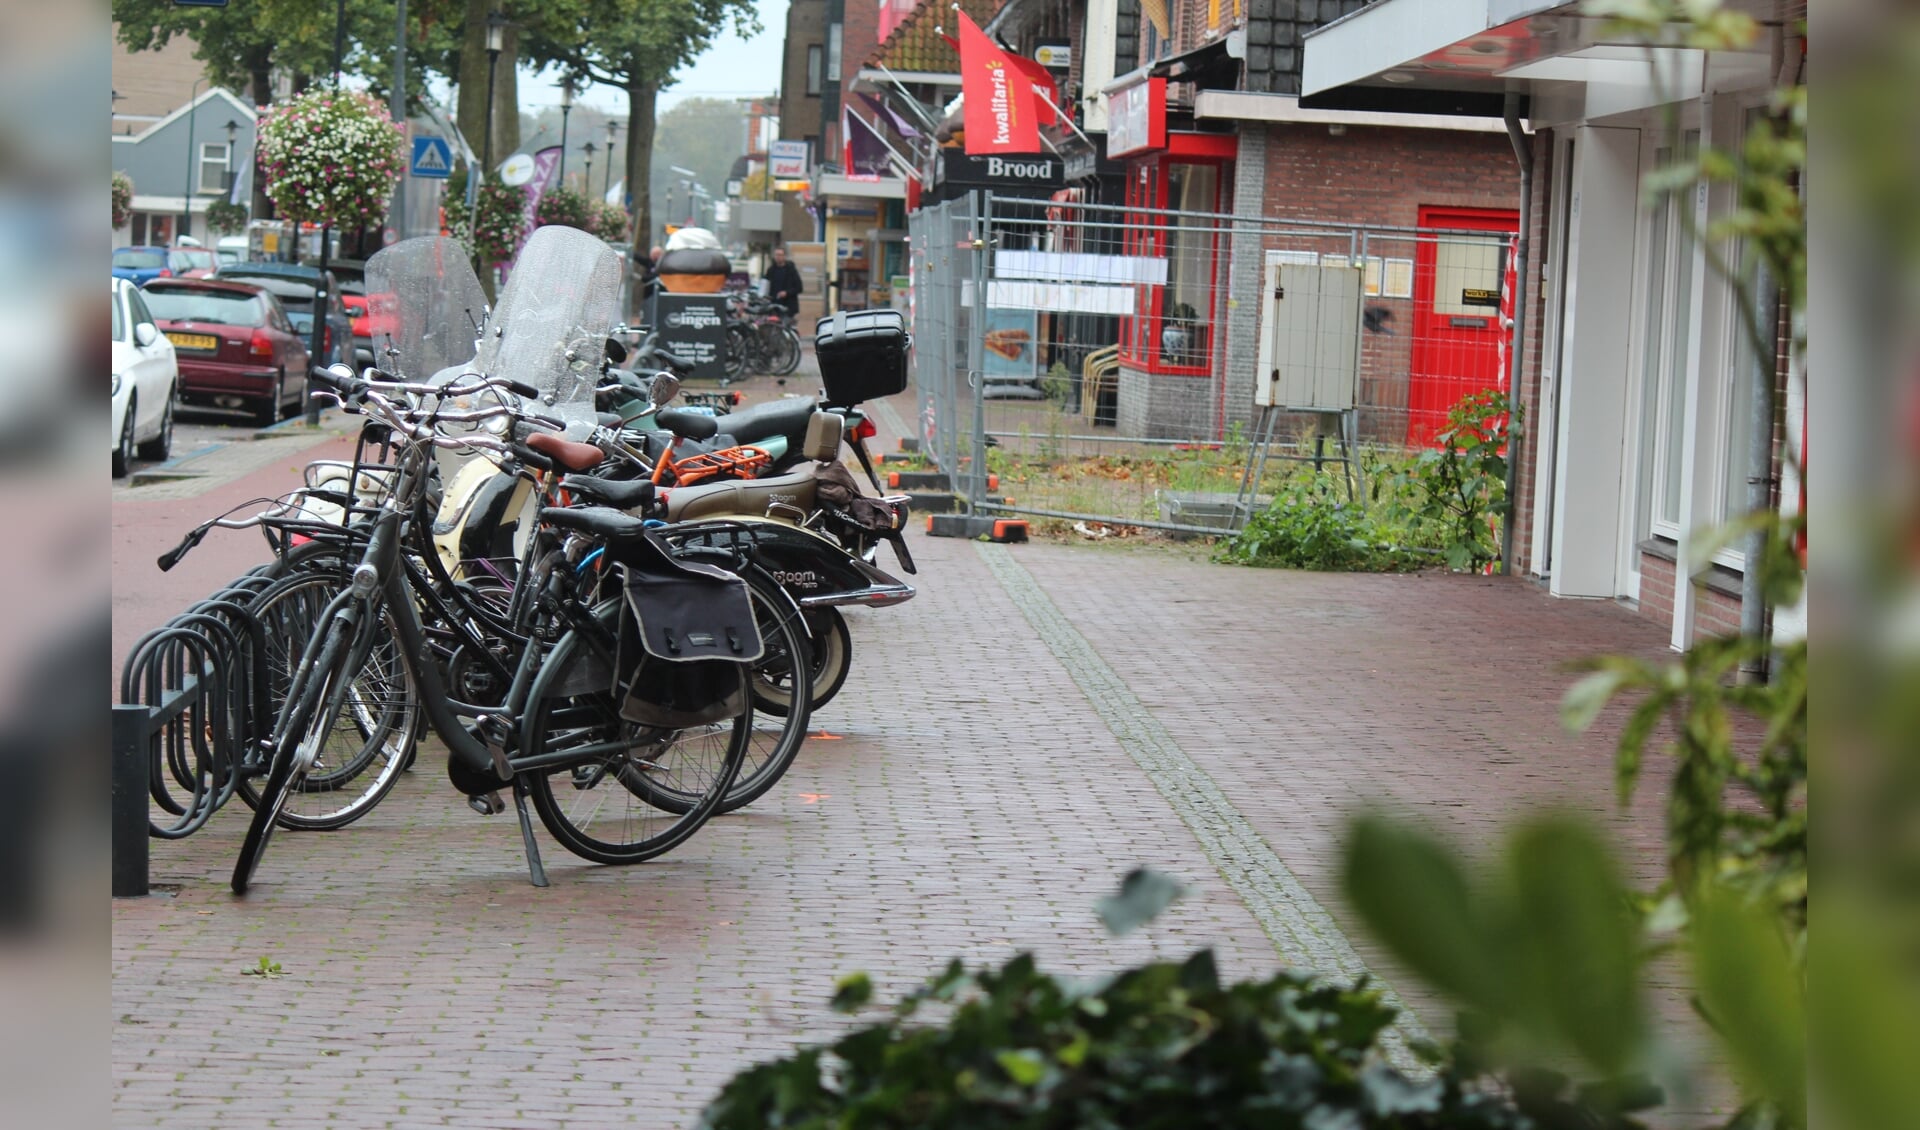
{"left": 1119, "top": 156, "right": 1224, "bottom": 375}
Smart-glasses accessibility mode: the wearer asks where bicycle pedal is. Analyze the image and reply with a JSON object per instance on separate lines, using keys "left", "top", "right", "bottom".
{"left": 467, "top": 791, "right": 505, "bottom": 816}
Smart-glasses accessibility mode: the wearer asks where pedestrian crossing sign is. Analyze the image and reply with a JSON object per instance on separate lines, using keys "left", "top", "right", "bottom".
{"left": 410, "top": 136, "right": 453, "bottom": 179}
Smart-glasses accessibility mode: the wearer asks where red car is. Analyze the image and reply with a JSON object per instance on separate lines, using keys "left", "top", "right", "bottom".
{"left": 141, "top": 278, "right": 312, "bottom": 425}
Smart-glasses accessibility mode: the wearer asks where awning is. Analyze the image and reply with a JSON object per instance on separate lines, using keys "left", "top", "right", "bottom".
{"left": 1147, "top": 35, "right": 1242, "bottom": 89}
{"left": 1299, "top": 0, "right": 1777, "bottom": 125}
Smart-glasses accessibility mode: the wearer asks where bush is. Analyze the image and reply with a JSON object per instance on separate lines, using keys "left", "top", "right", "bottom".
{"left": 700, "top": 872, "right": 1556, "bottom": 1130}
{"left": 534, "top": 185, "right": 590, "bottom": 230}
{"left": 1218, "top": 474, "right": 1421, "bottom": 572}
{"left": 1386, "top": 390, "right": 1513, "bottom": 572}
{"left": 112, "top": 171, "right": 134, "bottom": 230}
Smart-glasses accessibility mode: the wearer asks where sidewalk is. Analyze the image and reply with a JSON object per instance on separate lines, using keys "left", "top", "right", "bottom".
{"left": 111, "top": 387, "right": 1700, "bottom": 1127}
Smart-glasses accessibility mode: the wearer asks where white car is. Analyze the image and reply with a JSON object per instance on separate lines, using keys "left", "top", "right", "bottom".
{"left": 112, "top": 276, "right": 180, "bottom": 477}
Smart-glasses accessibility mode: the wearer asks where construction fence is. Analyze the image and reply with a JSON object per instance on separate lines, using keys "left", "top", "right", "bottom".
{"left": 904, "top": 190, "right": 1519, "bottom": 536}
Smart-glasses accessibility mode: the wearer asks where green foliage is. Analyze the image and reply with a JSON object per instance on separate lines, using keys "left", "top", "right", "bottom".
{"left": 1094, "top": 867, "right": 1186, "bottom": 936}
{"left": 1039, "top": 361, "right": 1072, "bottom": 407}
{"left": 534, "top": 185, "right": 591, "bottom": 230}
{"left": 1218, "top": 473, "right": 1420, "bottom": 572}
{"left": 204, "top": 200, "right": 249, "bottom": 237}
{"left": 1385, "top": 390, "right": 1513, "bottom": 572}
{"left": 112, "top": 171, "right": 134, "bottom": 230}
{"left": 1344, "top": 816, "right": 1650, "bottom": 1086}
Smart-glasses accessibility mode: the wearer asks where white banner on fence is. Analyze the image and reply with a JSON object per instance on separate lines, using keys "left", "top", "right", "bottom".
{"left": 961, "top": 278, "right": 1137, "bottom": 314}
{"left": 993, "top": 249, "right": 1167, "bottom": 285}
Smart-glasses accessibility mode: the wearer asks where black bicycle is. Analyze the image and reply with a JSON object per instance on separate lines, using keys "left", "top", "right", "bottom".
{"left": 232, "top": 367, "right": 767, "bottom": 893}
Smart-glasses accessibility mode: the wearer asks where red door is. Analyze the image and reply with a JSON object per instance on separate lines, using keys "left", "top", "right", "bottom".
{"left": 1406, "top": 205, "right": 1518, "bottom": 446}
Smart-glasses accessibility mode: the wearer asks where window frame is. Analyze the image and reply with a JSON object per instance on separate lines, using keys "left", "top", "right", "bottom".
{"left": 198, "top": 141, "right": 230, "bottom": 194}
{"left": 806, "top": 44, "right": 824, "bottom": 97}
{"left": 1116, "top": 152, "right": 1229, "bottom": 376}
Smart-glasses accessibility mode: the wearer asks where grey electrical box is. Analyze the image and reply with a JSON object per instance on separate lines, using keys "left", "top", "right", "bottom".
{"left": 735, "top": 200, "right": 784, "bottom": 233}
{"left": 1254, "top": 257, "right": 1361, "bottom": 410}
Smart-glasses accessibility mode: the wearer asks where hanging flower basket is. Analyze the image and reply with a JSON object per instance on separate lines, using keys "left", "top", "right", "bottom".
{"left": 447, "top": 176, "right": 528, "bottom": 265}
{"left": 205, "top": 200, "right": 249, "bottom": 236}
{"left": 255, "top": 88, "right": 404, "bottom": 230}
{"left": 112, "top": 171, "right": 134, "bottom": 230}
{"left": 588, "top": 200, "right": 631, "bottom": 243}
{"left": 535, "top": 186, "right": 591, "bottom": 230}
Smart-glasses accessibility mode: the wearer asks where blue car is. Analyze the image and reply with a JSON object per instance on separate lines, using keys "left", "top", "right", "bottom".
{"left": 112, "top": 246, "right": 172, "bottom": 286}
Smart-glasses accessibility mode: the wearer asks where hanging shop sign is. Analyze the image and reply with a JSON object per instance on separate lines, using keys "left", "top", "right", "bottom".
{"left": 1106, "top": 76, "right": 1168, "bottom": 158}
{"left": 934, "top": 150, "right": 1065, "bottom": 190}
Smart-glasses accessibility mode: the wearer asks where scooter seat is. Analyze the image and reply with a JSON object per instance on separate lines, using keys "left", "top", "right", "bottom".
{"left": 559, "top": 475, "right": 656, "bottom": 512}
{"left": 664, "top": 465, "right": 820, "bottom": 523}
{"left": 707, "top": 398, "right": 817, "bottom": 447}
{"left": 541, "top": 505, "right": 649, "bottom": 542}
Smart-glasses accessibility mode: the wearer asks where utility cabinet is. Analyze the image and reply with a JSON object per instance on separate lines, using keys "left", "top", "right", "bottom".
{"left": 1253, "top": 257, "right": 1362, "bottom": 410}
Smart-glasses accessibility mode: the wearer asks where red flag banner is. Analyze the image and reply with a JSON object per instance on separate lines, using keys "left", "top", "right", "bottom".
{"left": 958, "top": 10, "right": 1041, "bottom": 155}
{"left": 1005, "top": 53, "right": 1060, "bottom": 127}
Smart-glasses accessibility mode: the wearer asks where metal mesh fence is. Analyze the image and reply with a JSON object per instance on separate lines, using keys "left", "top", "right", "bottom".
{"left": 904, "top": 191, "right": 1519, "bottom": 536}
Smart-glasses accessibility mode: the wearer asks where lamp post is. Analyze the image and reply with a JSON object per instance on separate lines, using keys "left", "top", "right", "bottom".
{"left": 180, "top": 76, "right": 206, "bottom": 245}
{"left": 558, "top": 81, "right": 574, "bottom": 183}
{"left": 603, "top": 119, "right": 620, "bottom": 201}
{"left": 481, "top": 12, "right": 506, "bottom": 177}
{"left": 581, "top": 141, "right": 597, "bottom": 197}
{"left": 222, "top": 119, "right": 242, "bottom": 224}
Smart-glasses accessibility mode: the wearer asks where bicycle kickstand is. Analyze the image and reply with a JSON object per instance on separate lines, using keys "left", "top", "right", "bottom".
{"left": 511, "top": 777, "right": 550, "bottom": 888}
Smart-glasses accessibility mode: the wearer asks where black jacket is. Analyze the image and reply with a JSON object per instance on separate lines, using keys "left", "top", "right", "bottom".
{"left": 764, "top": 261, "right": 803, "bottom": 310}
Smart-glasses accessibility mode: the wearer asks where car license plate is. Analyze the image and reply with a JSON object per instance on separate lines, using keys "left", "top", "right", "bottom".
{"left": 167, "top": 332, "right": 219, "bottom": 351}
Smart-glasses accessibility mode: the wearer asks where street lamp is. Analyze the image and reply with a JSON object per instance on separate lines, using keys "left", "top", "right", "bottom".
{"left": 223, "top": 119, "right": 241, "bottom": 199}
{"left": 481, "top": 11, "right": 506, "bottom": 177}
{"left": 603, "top": 119, "right": 620, "bottom": 201}
{"left": 581, "top": 141, "right": 597, "bottom": 196}
{"left": 180, "top": 76, "right": 206, "bottom": 244}
{"left": 558, "top": 81, "right": 574, "bottom": 183}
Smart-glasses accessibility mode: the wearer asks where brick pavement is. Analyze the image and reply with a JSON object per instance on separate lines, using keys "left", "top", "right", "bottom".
{"left": 112, "top": 376, "right": 1725, "bottom": 1127}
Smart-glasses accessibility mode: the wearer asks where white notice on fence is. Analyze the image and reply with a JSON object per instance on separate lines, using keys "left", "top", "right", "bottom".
{"left": 986, "top": 280, "right": 1136, "bottom": 315}
{"left": 993, "top": 250, "right": 1167, "bottom": 286}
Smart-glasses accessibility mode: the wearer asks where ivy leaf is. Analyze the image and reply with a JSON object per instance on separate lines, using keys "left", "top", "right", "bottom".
{"left": 831, "top": 972, "right": 873, "bottom": 1014}
{"left": 1562, "top": 666, "right": 1635, "bottom": 733}
{"left": 1096, "top": 868, "right": 1187, "bottom": 936}
{"left": 1342, "top": 816, "right": 1494, "bottom": 1011}
{"left": 1692, "top": 884, "right": 1804, "bottom": 1117}
{"left": 995, "top": 1048, "right": 1047, "bottom": 1087}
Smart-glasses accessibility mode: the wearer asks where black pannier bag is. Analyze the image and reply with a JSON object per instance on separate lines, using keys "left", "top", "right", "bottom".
{"left": 610, "top": 551, "right": 764, "bottom": 729}
{"left": 814, "top": 308, "right": 910, "bottom": 405}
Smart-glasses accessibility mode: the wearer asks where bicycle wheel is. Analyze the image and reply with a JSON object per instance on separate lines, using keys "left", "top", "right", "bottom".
{"left": 723, "top": 324, "right": 750, "bottom": 381}
{"left": 234, "top": 571, "right": 417, "bottom": 831}
{"left": 232, "top": 611, "right": 353, "bottom": 893}
{"left": 801, "top": 606, "right": 853, "bottom": 713}
{"left": 522, "top": 600, "right": 749, "bottom": 865}
{"left": 638, "top": 569, "right": 812, "bottom": 814}
{"left": 773, "top": 325, "right": 802, "bottom": 376}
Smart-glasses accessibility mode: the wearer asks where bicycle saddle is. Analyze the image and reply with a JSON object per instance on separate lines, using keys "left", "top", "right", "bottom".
{"left": 540, "top": 505, "right": 648, "bottom": 542}
{"left": 526, "top": 431, "right": 605, "bottom": 471}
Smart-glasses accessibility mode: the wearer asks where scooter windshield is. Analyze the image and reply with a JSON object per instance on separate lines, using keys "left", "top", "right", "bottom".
{"left": 475, "top": 225, "right": 622, "bottom": 418}
{"left": 363, "top": 236, "right": 488, "bottom": 382}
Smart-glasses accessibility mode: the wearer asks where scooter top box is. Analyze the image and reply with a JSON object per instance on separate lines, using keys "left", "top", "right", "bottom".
{"left": 814, "top": 309, "right": 910, "bottom": 405}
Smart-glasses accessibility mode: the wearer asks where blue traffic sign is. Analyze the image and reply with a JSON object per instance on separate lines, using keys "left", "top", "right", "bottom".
{"left": 410, "top": 136, "right": 453, "bottom": 179}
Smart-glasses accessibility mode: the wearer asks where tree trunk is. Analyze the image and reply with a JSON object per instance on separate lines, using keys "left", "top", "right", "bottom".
{"left": 248, "top": 51, "right": 274, "bottom": 221}
{"left": 496, "top": 24, "right": 522, "bottom": 161}
{"left": 625, "top": 78, "right": 658, "bottom": 318}
{"left": 456, "top": 0, "right": 490, "bottom": 169}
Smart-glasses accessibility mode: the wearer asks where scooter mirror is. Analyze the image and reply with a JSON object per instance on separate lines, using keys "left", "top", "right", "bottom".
{"left": 604, "top": 336, "right": 630, "bottom": 365}
{"left": 648, "top": 373, "right": 680, "bottom": 409}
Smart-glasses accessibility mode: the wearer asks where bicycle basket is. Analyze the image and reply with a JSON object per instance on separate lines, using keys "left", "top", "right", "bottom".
{"left": 669, "top": 445, "right": 772, "bottom": 486}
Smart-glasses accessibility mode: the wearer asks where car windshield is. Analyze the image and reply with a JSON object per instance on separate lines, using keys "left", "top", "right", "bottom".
{"left": 143, "top": 288, "right": 267, "bottom": 327}
{"left": 225, "top": 275, "right": 317, "bottom": 311}
{"left": 169, "top": 249, "right": 215, "bottom": 271}
{"left": 116, "top": 249, "right": 165, "bottom": 269}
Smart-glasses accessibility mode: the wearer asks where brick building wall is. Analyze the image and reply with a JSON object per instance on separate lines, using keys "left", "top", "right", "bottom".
{"left": 1258, "top": 121, "right": 1518, "bottom": 441}
{"left": 779, "top": 0, "right": 828, "bottom": 244}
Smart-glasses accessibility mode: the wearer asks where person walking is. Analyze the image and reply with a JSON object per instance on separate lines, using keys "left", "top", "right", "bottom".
{"left": 763, "top": 246, "right": 802, "bottom": 320}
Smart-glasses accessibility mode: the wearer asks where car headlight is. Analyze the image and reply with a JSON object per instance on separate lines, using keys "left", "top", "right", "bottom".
{"left": 112, "top": 372, "right": 122, "bottom": 397}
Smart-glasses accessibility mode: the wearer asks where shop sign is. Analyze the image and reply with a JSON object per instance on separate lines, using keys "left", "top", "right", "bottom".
{"left": 936, "top": 151, "right": 1064, "bottom": 188}
{"left": 1034, "top": 41, "right": 1072, "bottom": 71}
{"left": 1107, "top": 76, "right": 1167, "bottom": 157}
{"left": 769, "top": 140, "right": 810, "bottom": 178}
